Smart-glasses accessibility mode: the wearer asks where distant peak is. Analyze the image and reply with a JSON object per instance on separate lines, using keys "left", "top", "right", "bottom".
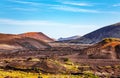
{"left": 19, "top": 32, "right": 54, "bottom": 42}
{"left": 20, "top": 32, "right": 46, "bottom": 36}
{"left": 111, "top": 22, "right": 120, "bottom": 26}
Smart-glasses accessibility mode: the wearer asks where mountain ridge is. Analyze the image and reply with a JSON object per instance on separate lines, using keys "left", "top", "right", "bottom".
{"left": 69, "top": 22, "right": 120, "bottom": 44}
{"left": 19, "top": 32, "right": 55, "bottom": 42}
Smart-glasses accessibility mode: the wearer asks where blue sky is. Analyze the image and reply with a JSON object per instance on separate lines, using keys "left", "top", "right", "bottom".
{"left": 0, "top": 0, "right": 120, "bottom": 39}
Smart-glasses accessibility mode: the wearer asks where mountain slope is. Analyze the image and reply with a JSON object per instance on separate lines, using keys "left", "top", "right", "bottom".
{"left": 70, "top": 22, "right": 120, "bottom": 44}
{"left": 81, "top": 38, "right": 120, "bottom": 59}
{"left": 20, "top": 32, "right": 55, "bottom": 42}
{"left": 0, "top": 33, "right": 51, "bottom": 50}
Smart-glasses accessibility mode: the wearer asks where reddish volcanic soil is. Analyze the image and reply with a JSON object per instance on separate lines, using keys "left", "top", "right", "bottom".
{"left": 0, "top": 32, "right": 52, "bottom": 50}
{"left": 19, "top": 32, "right": 55, "bottom": 42}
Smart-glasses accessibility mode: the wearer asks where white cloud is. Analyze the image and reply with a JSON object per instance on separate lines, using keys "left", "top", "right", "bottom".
{"left": 8, "top": 0, "right": 40, "bottom": 6}
{"left": 113, "top": 3, "right": 120, "bottom": 7}
{"left": 51, "top": 5, "right": 99, "bottom": 13}
{"left": 102, "top": 11, "right": 119, "bottom": 14}
{"left": 12, "top": 7, "right": 38, "bottom": 11}
{"left": 61, "top": 1, "right": 92, "bottom": 6}
{"left": 0, "top": 18, "right": 92, "bottom": 28}
{"left": 0, "top": 18, "right": 65, "bottom": 26}
{"left": 50, "top": 5, "right": 120, "bottom": 14}
{"left": 6, "top": 0, "right": 119, "bottom": 14}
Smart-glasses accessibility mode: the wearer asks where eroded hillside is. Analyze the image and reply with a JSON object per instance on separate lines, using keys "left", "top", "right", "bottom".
{"left": 0, "top": 33, "right": 51, "bottom": 50}
{"left": 82, "top": 38, "right": 120, "bottom": 59}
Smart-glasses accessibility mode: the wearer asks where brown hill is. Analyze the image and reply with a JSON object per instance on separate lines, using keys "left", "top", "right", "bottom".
{"left": 19, "top": 32, "right": 55, "bottom": 42}
{"left": 82, "top": 38, "right": 120, "bottom": 59}
{"left": 0, "top": 33, "right": 20, "bottom": 40}
{"left": 0, "top": 33, "right": 51, "bottom": 50}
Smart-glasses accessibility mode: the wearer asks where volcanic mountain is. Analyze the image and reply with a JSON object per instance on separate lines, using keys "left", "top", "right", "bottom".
{"left": 0, "top": 33, "right": 51, "bottom": 50}
{"left": 20, "top": 32, "right": 55, "bottom": 42}
{"left": 70, "top": 22, "right": 120, "bottom": 44}
{"left": 58, "top": 35, "right": 80, "bottom": 42}
{"left": 81, "top": 38, "right": 120, "bottom": 59}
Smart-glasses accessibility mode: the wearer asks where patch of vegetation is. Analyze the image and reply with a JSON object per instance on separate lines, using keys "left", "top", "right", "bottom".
{"left": 114, "top": 65, "right": 120, "bottom": 68}
{"left": 0, "top": 69, "right": 99, "bottom": 78}
{"left": 61, "top": 59, "right": 79, "bottom": 73}
{"left": 105, "top": 66, "right": 111, "bottom": 69}
{"left": 103, "top": 38, "right": 120, "bottom": 43}
{"left": 83, "top": 71, "right": 99, "bottom": 78}
{"left": 0, "top": 69, "right": 39, "bottom": 78}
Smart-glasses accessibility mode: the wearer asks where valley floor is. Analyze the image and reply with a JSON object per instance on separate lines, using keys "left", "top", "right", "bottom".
{"left": 0, "top": 43, "right": 120, "bottom": 78}
{"left": 0, "top": 69, "right": 98, "bottom": 78}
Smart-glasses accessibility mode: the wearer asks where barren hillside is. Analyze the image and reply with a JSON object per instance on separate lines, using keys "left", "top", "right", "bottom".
{"left": 81, "top": 38, "right": 120, "bottom": 59}
{"left": 20, "top": 32, "right": 55, "bottom": 42}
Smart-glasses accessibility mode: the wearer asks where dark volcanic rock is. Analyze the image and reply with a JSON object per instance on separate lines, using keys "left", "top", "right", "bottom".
{"left": 70, "top": 23, "right": 120, "bottom": 44}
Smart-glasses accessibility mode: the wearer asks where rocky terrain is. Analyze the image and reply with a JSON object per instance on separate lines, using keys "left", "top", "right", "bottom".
{"left": 0, "top": 38, "right": 120, "bottom": 77}
{"left": 0, "top": 26, "right": 120, "bottom": 77}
